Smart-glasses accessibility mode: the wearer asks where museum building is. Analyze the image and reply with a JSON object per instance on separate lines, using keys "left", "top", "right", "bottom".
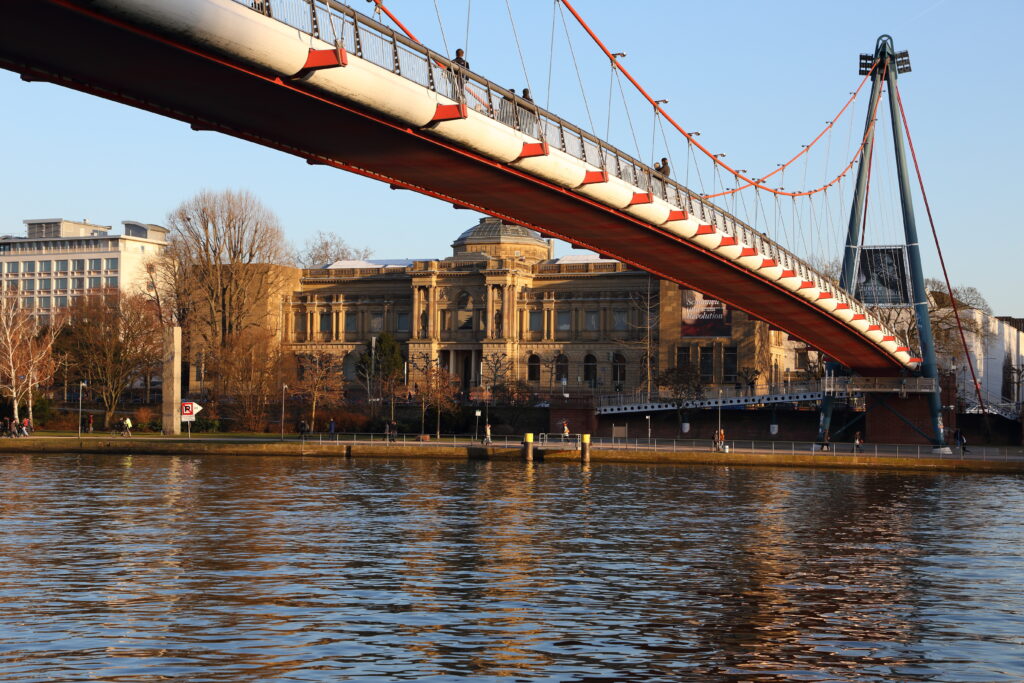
{"left": 285, "top": 217, "right": 800, "bottom": 395}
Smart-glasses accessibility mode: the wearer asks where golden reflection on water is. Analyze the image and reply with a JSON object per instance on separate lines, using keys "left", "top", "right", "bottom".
{"left": 0, "top": 455, "right": 1021, "bottom": 681}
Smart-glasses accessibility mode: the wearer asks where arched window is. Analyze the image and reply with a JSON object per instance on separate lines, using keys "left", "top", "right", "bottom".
{"left": 555, "top": 353, "right": 569, "bottom": 382}
{"left": 583, "top": 354, "right": 597, "bottom": 387}
{"left": 612, "top": 352, "right": 626, "bottom": 384}
{"left": 527, "top": 354, "right": 540, "bottom": 382}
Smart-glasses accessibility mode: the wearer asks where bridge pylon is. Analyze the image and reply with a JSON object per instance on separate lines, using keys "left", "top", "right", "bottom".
{"left": 818, "top": 35, "right": 947, "bottom": 449}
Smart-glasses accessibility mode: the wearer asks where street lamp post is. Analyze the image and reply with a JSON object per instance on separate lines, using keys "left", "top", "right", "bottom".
{"left": 645, "top": 414, "right": 651, "bottom": 440}
{"left": 77, "top": 381, "right": 86, "bottom": 438}
{"left": 475, "top": 409, "right": 481, "bottom": 442}
{"left": 281, "top": 383, "right": 288, "bottom": 440}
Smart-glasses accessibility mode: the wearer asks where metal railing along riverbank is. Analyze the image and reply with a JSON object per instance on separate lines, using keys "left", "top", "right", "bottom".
{"left": 284, "top": 432, "right": 1024, "bottom": 462}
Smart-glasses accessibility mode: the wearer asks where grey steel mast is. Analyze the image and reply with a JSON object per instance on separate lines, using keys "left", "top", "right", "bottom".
{"left": 818, "top": 35, "right": 944, "bottom": 447}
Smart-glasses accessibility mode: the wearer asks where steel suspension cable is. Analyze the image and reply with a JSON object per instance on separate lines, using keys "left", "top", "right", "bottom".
{"left": 895, "top": 82, "right": 985, "bottom": 413}
{"left": 556, "top": 3, "right": 598, "bottom": 136}
{"left": 504, "top": 0, "right": 534, "bottom": 97}
{"left": 431, "top": 0, "right": 451, "bottom": 58}
{"left": 557, "top": 0, "right": 875, "bottom": 198}
{"left": 545, "top": 0, "right": 557, "bottom": 109}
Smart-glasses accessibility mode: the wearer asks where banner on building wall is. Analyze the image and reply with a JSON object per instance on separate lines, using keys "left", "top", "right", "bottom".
{"left": 854, "top": 246, "right": 912, "bottom": 307}
{"left": 680, "top": 290, "right": 732, "bottom": 337}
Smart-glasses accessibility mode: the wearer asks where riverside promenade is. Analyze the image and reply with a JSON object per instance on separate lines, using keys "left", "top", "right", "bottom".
{"left": 3, "top": 433, "right": 1023, "bottom": 475}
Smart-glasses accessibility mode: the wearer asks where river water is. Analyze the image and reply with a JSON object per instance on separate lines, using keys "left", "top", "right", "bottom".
{"left": 0, "top": 454, "right": 1022, "bottom": 681}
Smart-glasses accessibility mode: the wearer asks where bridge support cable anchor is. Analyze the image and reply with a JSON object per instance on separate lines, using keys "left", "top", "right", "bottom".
{"left": 515, "top": 141, "right": 550, "bottom": 160}
{"left": 292, "top": 45, "right": 348, "bottom": 80}
{"left": 427, "top": 103, "right": 468, "bottom": 124}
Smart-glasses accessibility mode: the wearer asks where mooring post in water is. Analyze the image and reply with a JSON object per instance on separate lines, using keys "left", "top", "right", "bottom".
{"left": 581, "top": 433, "right": 590, "bottom": 463}
{"left": 522, "top": 432, "right": 534, "bottom": 462}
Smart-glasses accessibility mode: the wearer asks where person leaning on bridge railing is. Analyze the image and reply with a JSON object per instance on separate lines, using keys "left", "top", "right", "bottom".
{"left": 654, "top": 157, "right": 670, "bottom": 178}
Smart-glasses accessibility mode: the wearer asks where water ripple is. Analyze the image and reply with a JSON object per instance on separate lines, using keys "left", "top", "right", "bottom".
{"left": 0, "top": 454, "right": 1022, "bottom": 680}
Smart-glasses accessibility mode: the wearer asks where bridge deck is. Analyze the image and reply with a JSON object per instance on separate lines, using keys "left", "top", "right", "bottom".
{"left": 1, "top": 0, "right": 903, "bottom": 376}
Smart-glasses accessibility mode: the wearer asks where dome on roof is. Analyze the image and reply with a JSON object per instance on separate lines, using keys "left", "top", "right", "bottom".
{"left": 450, "top": 217, "right": 551, "bottom": 262}
{"left": 453, "top": 217, "right": 546, "bottom": 246}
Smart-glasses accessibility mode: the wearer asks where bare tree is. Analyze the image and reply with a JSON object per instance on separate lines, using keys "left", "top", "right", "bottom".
{"left": 297, "top": 230, "right": 373, "bottom": 268}
{"left": 411, "top": 354, "right": 458, "bottom": 438}
{"left": 61, "top": 293, "right": 161, "bottom": 429}
{"left": 164, "top": 189, "right": 293, "bottom": 352}
{"left": 626, "top": 276, "right": 660, "bottom": 399}
{"left": 291, "top": 349, "right": 344, "bottom": 429}
{"left": 657, "top": 362, "right": 705, "bottom": 433}
{"left": 217, "top": 327, "right": 283, "bottom": 432}
{"left": 0, "top": 295, "right": 66, "bottom": 424}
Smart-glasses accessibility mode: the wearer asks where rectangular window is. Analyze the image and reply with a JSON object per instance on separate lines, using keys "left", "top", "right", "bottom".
{"left": 344, "top": 311, "right": 358, "bottom": 333}
{"left": 396, "top": 311, "right": 410, "bottom": 332}
{"left": 369, "top": 311, "right": 384, "bottom": 333}
{"left": 105, "top": 258, "right": 119, "bottom": 271}
{"left": 38, "top": 278, "right": 51, "bottom": 291}
{"left": 88, "top": 277, "right": 102, "bottom": 289}
{"left": 56, "top": 260, "right": 68, "bottom": 272}
{"left": 55, "top": 296, "right": 68, "bottom": 308}
{"left": 319, "top": 312, "right": 332, "bottom": 333}
{"left": 556, "top": 310, "right": 572, "bottom": 332}
{"left": 6, "top": 262, "right": 18, "bottom": 274}
{"left": 440, "top": 310, "right": 451, "bottom": 331}
{"left": 612, "top": 309, "right": 628, "bottom": 331}
{"left": 38, "top": 260, "right": 51, "bottom": 273}
{"left": 55, "top": 278, "right": 68, "bottom": 290}
{"left": 676, "top": 347, "right": 692, "bottom": 368}
{"left": 105, "top": 276, "right": 119, "bottom": 289}
{"left": 699, "top": 346, "right": 714, "bottom": 383}
{"left": 528, "top": 310, "right": 543, "bottom": 332}
{"left": 22, "top": 261, "right": 35, "bottom": 274}
{"left": 21, "top": 297, "right": 34, "bottom": 309}
{"left": 72, "top": 259, "right": 85, "bottom": 272}
{"left": 585, "top": 310, "right": 599, "bottom": 331}
{"left": 22, "top": 280, "right": 34, "bottom": 292}
{"left": 6, "top": 280, "right": 18, "bottom": 292}
{"left": 294, "top": 312, "right": 307, "bottom": 334}
{"left": 88, "top": 258, "right": 102, "bottom": 271}
{"left": 723, "top": 346, "right": 738, "bottom": 383}
{"left": 38, "top": 296, "right": 51, "bottom": 310}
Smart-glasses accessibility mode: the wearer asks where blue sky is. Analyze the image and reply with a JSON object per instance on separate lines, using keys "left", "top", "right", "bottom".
{"left": 1, "top": 0, "right": 1021, "bottom": 314}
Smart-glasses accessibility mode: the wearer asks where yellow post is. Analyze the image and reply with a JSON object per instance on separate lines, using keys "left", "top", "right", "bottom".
{"left": 581, "top": 433, "right": 591, "bottom": 463}
{"left": 523, "top": 432, "right": 534, "bottom": 461}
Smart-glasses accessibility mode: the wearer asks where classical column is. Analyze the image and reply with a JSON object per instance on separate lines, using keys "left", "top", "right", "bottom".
{"left": 412, "top": 286, "right": 421, "bottom": 339}
{"left": 505, "top": 284, "right": 515, "bottom": 338}
{"left": 427, "top": 285, "right": 436, "bottom": 338}
{"left": 485, "top": 285, "right": 494, "bottom": 339}
{"left": 331, "top": 306, "right": 338, "bottom": 341}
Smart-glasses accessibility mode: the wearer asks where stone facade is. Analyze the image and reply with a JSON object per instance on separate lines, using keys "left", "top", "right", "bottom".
{"left": 286, "top": 217, "right": 799, "bottom": 397}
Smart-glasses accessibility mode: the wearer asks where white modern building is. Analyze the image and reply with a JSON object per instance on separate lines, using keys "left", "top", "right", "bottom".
{"left": 950, "top": 311, "right": 1024, "bottom": 416}
{"left": 0, "top": 218, "right": 168, "bottom": 314}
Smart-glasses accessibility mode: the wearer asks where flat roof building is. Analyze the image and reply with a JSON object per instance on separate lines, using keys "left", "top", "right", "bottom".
{"left": 0, "top": 218, "right": 168, "bottom": 314}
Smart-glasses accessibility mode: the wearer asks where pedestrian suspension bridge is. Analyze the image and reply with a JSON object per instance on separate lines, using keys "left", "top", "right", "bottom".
{"left": 0, "top": 0, "right": 985, "bottom": 447}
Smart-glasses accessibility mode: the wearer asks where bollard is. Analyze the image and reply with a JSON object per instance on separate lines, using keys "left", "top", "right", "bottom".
{"left": 581, "top": 433, "right": 590, "bottom": 463}
{"left": 522, "top": 432, "right": 534, "bottom": 462}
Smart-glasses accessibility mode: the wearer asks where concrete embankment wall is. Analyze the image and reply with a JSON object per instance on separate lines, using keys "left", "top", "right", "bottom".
{"left": 3, "top": 438, "right": 1023, "bottom": 474}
